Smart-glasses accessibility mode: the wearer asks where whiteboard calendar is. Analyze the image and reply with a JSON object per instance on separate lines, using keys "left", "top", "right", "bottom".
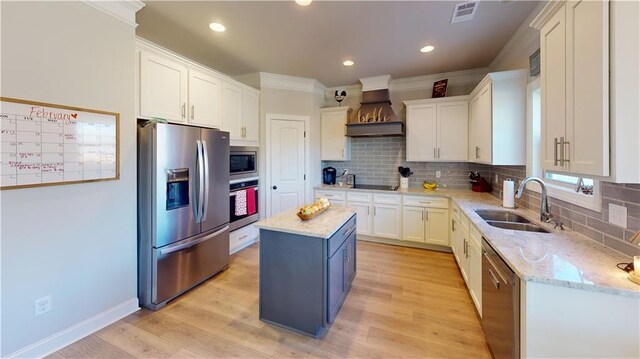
{"left": 0, "top": 97, "right": 119, "bottom": 189}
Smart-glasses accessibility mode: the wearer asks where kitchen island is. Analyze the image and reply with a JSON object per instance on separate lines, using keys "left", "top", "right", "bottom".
{"left": 255, "top": 205, "right": 357, "bottom": 338}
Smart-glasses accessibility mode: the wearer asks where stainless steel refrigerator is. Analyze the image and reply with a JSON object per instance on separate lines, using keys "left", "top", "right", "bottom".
{"left": 138, "top": 122, "right": 230, "bottom": 310}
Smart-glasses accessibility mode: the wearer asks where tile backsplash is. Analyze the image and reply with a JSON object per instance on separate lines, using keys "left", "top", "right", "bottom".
{"left": 321, "top": 137, "right": 492, "bottom": 189}
{"left": 321, "top": 138, "right": 640, "bottom": 257}
{"left": 491, "top": 165, "right": 640, "bottom": 257}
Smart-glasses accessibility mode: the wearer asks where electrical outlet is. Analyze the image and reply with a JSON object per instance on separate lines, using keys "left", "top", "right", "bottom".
{"left": 435, "top": 171, "right": 441, "bottom": 179}
{"left": 34, "top": 295, "right": 52, "bottom": 316}
{"left": 494, "top": 174, "right": 499, "bottom": 183}
{"left": 608, "top": 203, "right": 627, "bottom": 228}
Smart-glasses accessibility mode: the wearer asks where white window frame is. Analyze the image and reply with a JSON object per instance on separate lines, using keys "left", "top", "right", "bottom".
{"left": 525, "top": 78, "right": 602, "bottom": 212}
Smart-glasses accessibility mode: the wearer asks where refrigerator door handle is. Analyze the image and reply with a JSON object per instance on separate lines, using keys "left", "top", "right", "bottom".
{"left": 201, "top": 140, "right": 210, "bottom": 221}
{"left": 159, "top": 225, "right": 230, "bottom": 255}
{"left": 196, "top": 140, "right": 205, "bottom": 223}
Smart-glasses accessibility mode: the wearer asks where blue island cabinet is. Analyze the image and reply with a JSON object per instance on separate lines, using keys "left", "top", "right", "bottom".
{"left": 259, "top": 214, "right": 356, "bottom": 338}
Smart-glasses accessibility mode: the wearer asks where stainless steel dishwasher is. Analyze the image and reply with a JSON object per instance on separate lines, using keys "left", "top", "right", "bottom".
{"left": 482, "top": 237, "right": 520, "bottom": 358}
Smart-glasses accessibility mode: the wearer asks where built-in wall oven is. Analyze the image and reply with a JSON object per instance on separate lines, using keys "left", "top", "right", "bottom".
{"left": 229, "top": 147, "right": 259, "bottom": 231}
{"left": 230, "top": 146, "right": 257, "bottom": 181}
{"left": 230, "top": 177, "right": 259, "bottom": 231}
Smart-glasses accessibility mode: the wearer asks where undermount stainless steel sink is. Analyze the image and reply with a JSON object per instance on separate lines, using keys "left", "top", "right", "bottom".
{"left": 485, "top": 220, "right": 550, "bottom": 233}
{"left": 475, "top": 210, "right": 532, "bottom": 224}
{"left": 475, "top": 210, "right": 550, "bottom": 233}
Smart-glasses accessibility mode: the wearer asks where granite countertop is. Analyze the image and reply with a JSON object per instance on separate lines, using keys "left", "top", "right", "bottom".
{"left": 314, "top": 184, "right": 640, "bottom": 298}
{"left": 255, "top": 205, "right": 356, "bottom": 239}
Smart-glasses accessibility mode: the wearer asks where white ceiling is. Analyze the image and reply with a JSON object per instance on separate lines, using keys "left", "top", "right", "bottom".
{"left": 136, "top": 1, "right": 540, "bottom": 87}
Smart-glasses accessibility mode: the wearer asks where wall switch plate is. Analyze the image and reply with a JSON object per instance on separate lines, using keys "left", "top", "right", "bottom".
{"left": 608, "top": 203, "right": 627, "bottom": 228}
{"left": 34, "top": 295, "right": 52, "bottom": 316}
{"left": 435, "top": 171, "right": 441, "bottom": 179}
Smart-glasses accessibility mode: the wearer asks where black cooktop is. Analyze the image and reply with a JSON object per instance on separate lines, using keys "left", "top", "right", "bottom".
{"left": 352, "top": 184, "right": 399, "bottom": 191}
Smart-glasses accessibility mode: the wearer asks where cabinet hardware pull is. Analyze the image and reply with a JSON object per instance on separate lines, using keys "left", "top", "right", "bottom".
{"left": 191, "top": 105, "right": 195, "bottom": 119}
{"left": 367, "top": 206, "right": 370, "bottom": 215}
{"left": 421, "top": 210, "right": 424, "bottom": 221}
{"left": 437, "top": 148, "right": 440, "bottom": 158}
{"left": 475, "top": 146, "right": 480, "bottom": 159}
{"left": 433, "top": 148, "right": 436, "bottom": 159}
{"left": 342, "top": 148, "right": 344, "bottom": 158}
{"left": 419, "top": 201, "right": 431, "bottom": 204}
{"left": 425, "top": 210, "right": 429, "bottom": 221}
{"left": 560, "top": 137, "right": 570, "bottom": 165}
{"left": 182, "top": 103, "right": 186, "bottom": 118}
{"left": 374, "top": 207, "right": 376, "bottom": 216}
{"left": 238, "top": 235, "right": 248, "bottom": 240}
{"left": 452, "top": 220, "right": 456, "bottom": 232}
{"left": 554, "top": 137, "right": 560, "bottom": 166}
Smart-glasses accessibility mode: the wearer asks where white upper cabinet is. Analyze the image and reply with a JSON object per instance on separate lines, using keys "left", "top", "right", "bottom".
{"left": 139, "top": 51, "right": 188, "bottom": 123}
{"left": 468, "top": 70, "right": 527, "bottom": 166}
{"left": 222, "top": 81, "right": 243, "bottom": 141}
{"left": 136, "top": 39, "right": 260, "bottom": 141}
{"left": 533, "top": 0, "right": 610, "bottom": 176}
{"left": 242, "top": 90, "right": 260, "bottom": 145}
{"left": 405, "top": 97, "right": 468, "bottom": 162}
{"left": 188, "top": 70, "right": 222, "bottom": 128}
{"left": 321, "top": 107, "right": 352, "bottom": 161}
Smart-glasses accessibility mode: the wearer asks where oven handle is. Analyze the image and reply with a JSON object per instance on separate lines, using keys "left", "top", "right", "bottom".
{"left": 230, "top": 176, "right": 259, "bottom": 185}
{"left": 230, "top": 187, "right": 259, "bottom": 196}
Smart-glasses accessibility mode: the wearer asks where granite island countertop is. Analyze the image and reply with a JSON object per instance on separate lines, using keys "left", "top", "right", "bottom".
{"left": 314, "top": 184, "right": 640, "bottom": 298}
{"left": 255, "top": 205, "right": 356, "bottom": 239}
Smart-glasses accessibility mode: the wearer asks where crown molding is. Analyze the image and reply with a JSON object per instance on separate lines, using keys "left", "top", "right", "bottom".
{"left": 259, "top": 72, "right": 326, "bottom": 95}
{"left": 389, "top": 67, "right": 488, "bottom": 92}
{"left": 323, "top": 67, "right": 489, "bottom": 101}
{"left": 83, "top": 0, "right": 145, "bottom": 28}
{"left": 530, "top": 1, "right": 565, "bottom": 30}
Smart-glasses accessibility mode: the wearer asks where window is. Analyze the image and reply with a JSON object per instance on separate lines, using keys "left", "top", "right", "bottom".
{"left": 526, "top": 79, "right": 601, "bottom": 211}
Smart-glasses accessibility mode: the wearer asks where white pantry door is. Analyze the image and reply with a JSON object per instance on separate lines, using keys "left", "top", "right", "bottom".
{"left": 269, "top": 119, "right": 306, "bottom": 216}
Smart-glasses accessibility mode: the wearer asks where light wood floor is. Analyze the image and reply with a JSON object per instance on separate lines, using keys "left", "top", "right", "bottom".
{"left": 49, "top": 241, "right": 491, "bottom": 359}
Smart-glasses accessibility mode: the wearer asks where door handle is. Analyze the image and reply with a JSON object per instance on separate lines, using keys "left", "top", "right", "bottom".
{"left": 159, "top": 225, "right": 229, "bottom": 255}
{"left": 201, "top": 140, "right": 210, "bottom": 222}
{"left": 488, "top": 268, "right": 501, "bottom": 290}
{"left": 195, "top": 140, "right": 205, "bottom": 223}
{"left": 272, "top": 185, "right": 277, "bottom": 190}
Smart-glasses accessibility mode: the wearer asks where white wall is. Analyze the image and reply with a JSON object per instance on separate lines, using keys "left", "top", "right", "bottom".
{"left": 0, "top": 2, "right": 138, "bottom": 356}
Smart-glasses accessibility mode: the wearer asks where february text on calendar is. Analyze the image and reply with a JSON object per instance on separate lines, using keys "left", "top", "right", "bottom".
{"left": 0, "top": 98, "right": 119, "bottom": 189}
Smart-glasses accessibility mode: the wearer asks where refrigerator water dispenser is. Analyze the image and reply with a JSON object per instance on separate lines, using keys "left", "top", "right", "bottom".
{"left": 166, "top": 169, "right": 189, "bottom": 210}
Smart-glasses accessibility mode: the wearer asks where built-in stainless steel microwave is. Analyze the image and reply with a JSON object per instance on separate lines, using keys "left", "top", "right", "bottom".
{"left": 230, "top": 146, "right": 258, "bottom": 180}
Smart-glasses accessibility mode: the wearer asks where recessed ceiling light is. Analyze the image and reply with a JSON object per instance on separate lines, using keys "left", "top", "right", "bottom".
{"left": 343, "top": 60, "right": 354, "bottom": 67}
{"left": 209, "top": 22, "right": 226, "bottom": 32}
{"left": 295, "top": 0, "right": 312, "bottom": 6}
{"left": 420, "top": 45, "right": 435, "bottom": 53}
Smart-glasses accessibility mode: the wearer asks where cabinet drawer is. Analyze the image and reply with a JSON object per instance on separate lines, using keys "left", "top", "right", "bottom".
{"left": 230, "top": 224, "right": 258, "bottom": 254}
{"left": 315, "top": 190, "right": 346, "bottom": 201}
{"left": 373, "top": 193, "right": 401, "bottom": 205}
{"left": 402, "top": 195, "right": 448, "bottom": 209}
{"left": 347, "top": 191, "right": 372, "bottom": 203}
{"left": 451, "top": 202, "right": 461, "bottom": 220}
{"left": 328, "top": 215, "right": 356, "bottom": 257}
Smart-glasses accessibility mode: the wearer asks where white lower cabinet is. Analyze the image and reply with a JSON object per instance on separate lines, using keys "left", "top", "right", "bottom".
{"left": 349, "top": 202, "right": 373, "bottom": 235}
{"left": 468, "top": 232, "right": 482, "bottom": 316}
{"left": 230, "top": 224, "right": 258, "bottom": 255}
{"left": 402, "top": 206, "right": 426, "bottom": 242}
{"left": 373, "top": 204, "right": 401, "bottom": 239}
{"left": 401, "top": 196, "right": 449, "bottom": 246}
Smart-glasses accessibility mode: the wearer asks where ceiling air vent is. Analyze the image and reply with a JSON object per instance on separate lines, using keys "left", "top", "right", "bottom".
{"left": 451, "top": 1, "right": 478, "bottom": 23}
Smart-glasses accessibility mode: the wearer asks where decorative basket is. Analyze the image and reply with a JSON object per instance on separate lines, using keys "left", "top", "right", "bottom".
{"left": 297, "top": 204, "right": 330, "bottom": 221}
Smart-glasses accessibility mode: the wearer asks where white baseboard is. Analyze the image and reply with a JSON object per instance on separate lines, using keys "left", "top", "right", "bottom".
{"left": 358, "top": 235, "right": 452, "bottom": 253}
{"left": 5, "top": 298, "right": 139, "bottom": 359}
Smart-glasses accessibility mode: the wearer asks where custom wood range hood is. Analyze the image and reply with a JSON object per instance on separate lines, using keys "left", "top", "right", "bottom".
{"left": 346, "top": 75, "right": 405, "bottom": 137}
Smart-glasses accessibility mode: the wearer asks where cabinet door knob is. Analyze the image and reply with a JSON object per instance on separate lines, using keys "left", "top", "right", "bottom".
{"left": 272, "top": 185, "right": 277, "bottom": 190}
